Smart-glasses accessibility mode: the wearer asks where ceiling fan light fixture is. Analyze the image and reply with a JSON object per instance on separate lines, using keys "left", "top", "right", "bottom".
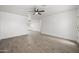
{"left": 33, "top": 12, "right": 38, "bottom": 15}
{"left": 35, "top": 12, "right": 38, "bottom": 15}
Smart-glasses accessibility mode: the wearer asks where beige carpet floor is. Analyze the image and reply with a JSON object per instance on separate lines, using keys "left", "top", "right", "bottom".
{"left": 0, "top": 31, "right": 79, "bottom": 53}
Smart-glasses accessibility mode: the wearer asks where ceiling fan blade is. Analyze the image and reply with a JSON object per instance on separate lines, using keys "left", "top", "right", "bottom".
{"left": 33, "top": 13, "right": 35, "bottom": 15}
{"left": 39, "top": 10, "right": 45, "bottom": 12}
{"left": 34, "top": 8, "right": 38, "bottom": 12}
{"left": 38, "top": 12, "right": 41, "bottom": 15}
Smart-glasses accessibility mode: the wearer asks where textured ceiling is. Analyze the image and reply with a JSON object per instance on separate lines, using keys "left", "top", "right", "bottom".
{"left": 0, "top": 5, "right": 77, "bottom": 19}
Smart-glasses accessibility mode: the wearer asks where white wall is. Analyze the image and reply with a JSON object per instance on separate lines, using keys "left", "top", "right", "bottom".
{"left": 76, "top": 8, "right": 79, "bottom": 43}
{"left": 41, "top": 10, "right": 77, "bottom": 40}
{"left": 0, "top": 11, "right": 29, "bottom": 40}
{"left": 0, "top": 11, "right": 41, "bottom": 40}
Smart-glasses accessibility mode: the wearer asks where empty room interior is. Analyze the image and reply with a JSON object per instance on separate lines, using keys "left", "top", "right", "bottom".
{"left": 0, "top": 5, "right": 79, "bottom": 53}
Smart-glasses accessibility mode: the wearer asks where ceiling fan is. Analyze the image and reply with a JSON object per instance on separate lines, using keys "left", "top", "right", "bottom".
{"left": 33, "top": 8, "right": 45, "bottom": 15}
{"left": 24, "top": 6, "right": 46, "bottom": 16}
